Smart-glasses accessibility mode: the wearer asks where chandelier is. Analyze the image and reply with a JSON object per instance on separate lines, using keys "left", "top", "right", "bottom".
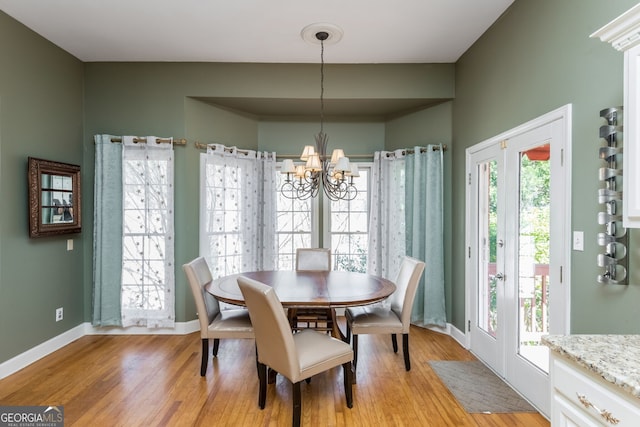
{"left": 280, "top": 28, "right": 358, "bottom": 201}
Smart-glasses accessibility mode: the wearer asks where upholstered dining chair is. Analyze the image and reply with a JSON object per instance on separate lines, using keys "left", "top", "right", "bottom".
{"left": 183, "top": 257, "right": 254, "bottom": 376}
{"left": 237, "top": 276, "right": 353, "bottom": 427}
{"left": 345, "top": 256, "right": 425, "bottom": 372}
{"left": 289, "top": 248, "right": 333, "bottom": 332}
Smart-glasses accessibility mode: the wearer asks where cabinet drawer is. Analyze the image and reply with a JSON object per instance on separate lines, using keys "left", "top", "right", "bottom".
{"left": 553, "top": 393, "right": 601, "bottom": 427}
{"left": 552, "top": 356, "right": 640, "bottom": 426}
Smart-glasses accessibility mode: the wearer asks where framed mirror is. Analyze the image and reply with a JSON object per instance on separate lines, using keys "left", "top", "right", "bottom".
{"left": 28, "top": 157, "right": 81, "bottom": 238}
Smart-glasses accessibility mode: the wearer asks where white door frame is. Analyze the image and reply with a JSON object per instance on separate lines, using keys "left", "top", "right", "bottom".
{"left": 464, "top": 104, "right": 572, "bottom": 415}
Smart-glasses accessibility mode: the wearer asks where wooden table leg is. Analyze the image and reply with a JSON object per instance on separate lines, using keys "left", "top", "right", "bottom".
{"left": 330, "top": 308, "right": 346, "bottom": 341}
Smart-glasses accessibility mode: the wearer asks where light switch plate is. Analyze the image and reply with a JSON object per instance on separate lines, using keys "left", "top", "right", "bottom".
{"left": 573, "top": 231, "right": 584, "bottom": 251}
{"left": 67, "top": 239, "right": 73, "bottom": 251}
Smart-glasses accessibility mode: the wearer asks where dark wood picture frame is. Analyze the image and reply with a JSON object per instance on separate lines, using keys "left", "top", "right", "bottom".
{"left": 28, "top": 157, "right": 82, "bottom": 238}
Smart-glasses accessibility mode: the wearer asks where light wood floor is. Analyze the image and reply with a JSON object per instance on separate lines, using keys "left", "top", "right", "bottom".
{"left": 0, "top": 324, "right": 549, "bottom": 426}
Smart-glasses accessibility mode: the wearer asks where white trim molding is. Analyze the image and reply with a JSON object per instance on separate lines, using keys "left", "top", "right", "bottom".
{"left": 0, "top": 321, "right": 200, "bottom": 380}
{"left": 84, "top": 320, "right": 199, "bottom": 336}
{"left": 0, "top": 324, "right": 85, "bottom": 380}
{"left": 591, "top": 4, "right": 640, "bottom": 52}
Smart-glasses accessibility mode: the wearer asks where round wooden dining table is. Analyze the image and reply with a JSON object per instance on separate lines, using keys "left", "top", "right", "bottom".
{"left": 207, "top": 270, "right": 396, "bottom": 308}
{"left": 206, "top": 270, "right": 396, "bottom": 340}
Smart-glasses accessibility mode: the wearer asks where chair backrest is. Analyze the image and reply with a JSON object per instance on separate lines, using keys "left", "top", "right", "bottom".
{"left": 296, "top": 248, "right": 331, "bottom": 271}
{"left": 237, "top": 276, "right": 299, "bottom": 380}
{"left": 388, "top": 256, "right": 425, "bottom": 331}
{"left": 183, "top": 257, "right": 221, "bottom": 338}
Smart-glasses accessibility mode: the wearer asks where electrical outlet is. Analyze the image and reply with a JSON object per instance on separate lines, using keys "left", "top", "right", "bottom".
{"left": 55, "top": 307, "right": 63, "bottom": 322}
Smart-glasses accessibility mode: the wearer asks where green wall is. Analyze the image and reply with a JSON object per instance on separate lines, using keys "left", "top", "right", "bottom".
{"left": 0, "top": 11, "right": 84, "bottom": 362}
{"left": 452, "top": 0, "right": 640, "bottom": 333}
{"left": 82, "top": 61, "right": 455, "bottom": 326}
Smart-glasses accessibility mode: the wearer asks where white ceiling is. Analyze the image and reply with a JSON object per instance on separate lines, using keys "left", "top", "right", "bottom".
{"left": 0, "top": 0, "right": 513, "bottom": 64}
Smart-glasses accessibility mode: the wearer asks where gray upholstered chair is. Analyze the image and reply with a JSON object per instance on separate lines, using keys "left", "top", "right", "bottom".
{"left": 237, "top": 276, "right": 353, "bottom": 427}
{"left": 345, "top": 256, "right": 425, "bottom": 372}
{"left": 183, "top": 257, "right": 254, "bottom": 376}
{"left": 295, "top": 247, "right": 331, "bottom": 271}
{"left": 289, "top": 248, "right": 333, "bottom": 332}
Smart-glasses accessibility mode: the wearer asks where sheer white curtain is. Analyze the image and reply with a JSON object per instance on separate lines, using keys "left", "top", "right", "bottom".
{"left": 120, "top": 136, "right": 175, "bottom": 328}
{"left": 367, "top": 149, "right": 407, "bottom": 279}
{"left": 200, "top": 144, "right": 277, "bottom": 279}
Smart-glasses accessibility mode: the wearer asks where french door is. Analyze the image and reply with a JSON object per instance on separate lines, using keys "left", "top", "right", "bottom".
{"left": 466, "top": 106, "right": 571, "bottom": 416}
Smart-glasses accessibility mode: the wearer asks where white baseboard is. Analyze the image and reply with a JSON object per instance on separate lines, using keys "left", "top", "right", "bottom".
{"left": 423, "top": 323, "right": 468, "bottom": 349}
{"left": 0, "top": 320, "right": 200, "bottom": 380}
{"left": 84, "top": 320, "right": 199, "bottom": 335}
{"left": 447, "top": 324, "right": 468, "bottom": 348}
{"left": 0, "top": 324, "right": 85, "bottom": 380}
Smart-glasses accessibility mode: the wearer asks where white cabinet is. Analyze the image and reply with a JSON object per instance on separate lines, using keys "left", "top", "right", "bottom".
{"left": 550, "top": 353, "right": 640, "bottom": 426}
{"left": 592, "top": 5, "right": 640, "bottom": 227}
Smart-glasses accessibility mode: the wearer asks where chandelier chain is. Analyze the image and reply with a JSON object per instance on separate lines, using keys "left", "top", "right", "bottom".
{"left": 319, "top": 37, "right": 325, "bottom": 136}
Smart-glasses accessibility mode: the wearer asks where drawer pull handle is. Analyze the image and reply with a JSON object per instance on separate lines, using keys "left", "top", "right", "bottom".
{"left": 576, "top": 393, "right": 620, "bottom": 425}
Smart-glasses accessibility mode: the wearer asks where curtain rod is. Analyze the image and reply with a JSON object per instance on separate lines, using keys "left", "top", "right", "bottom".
{"left": 195, "top": 142, "right": 447, "bottom": 159}
{"left": 195, "top": 142, "right": 371, "bottom": 160}
{"left": 195, "top": 142, "right": 277, "bottom": 159}
{"left": 110, "top": 137, "right": 187, "bottom": 146}
{"left": 386, "top": 145, "right": 448, "bottom": 157}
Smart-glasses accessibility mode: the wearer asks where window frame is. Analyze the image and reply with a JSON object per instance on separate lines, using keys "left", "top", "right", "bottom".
{"left": 274, "top": 161, "right": 372, "bottom": 271}
{"left": 322, "top": 162, "right": 372, "bottom": 272}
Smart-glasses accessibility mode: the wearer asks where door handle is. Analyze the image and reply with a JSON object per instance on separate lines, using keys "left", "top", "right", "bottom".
{"left": 494, "top": 273, "right": 505, "bottom": 281}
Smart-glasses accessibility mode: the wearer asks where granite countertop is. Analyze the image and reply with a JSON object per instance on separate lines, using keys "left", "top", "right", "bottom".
{"left": 542, "top": 334, "right": 640, "bottom": 399}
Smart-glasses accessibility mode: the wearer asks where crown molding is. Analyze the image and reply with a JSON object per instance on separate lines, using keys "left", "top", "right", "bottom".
{"left": 591, "top": 4, "right": 640, "bottom": 51}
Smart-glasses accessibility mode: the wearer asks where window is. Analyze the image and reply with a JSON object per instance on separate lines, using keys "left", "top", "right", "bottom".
{"left": 199, "top": 146, "right": 277, "bottom": 280}
{"left": 275, "top": 172, "right": 318, "bottom": 270}
{"left": 121, "top": 144, "right": 175, "bottom": 327}
{"left": 201, "top": 159, "right": 244, "bottom": 278}
{"left": 326, "top": 166, "right": 370, "bottom": 272}
{"left": 275, "top": 163, "right": 371, "bottom": 271}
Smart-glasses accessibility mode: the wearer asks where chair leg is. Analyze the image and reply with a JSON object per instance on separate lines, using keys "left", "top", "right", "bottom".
{"left": 292, "top": 381, "right": 302, "bottom": 427}
{"left": 391, "top": 334, "right": 398, "bottom": 353}
{"left": 255, "top": 345, "right": 260, "bottom": 378}
{"left": 352, "top": 335, "right": 359, "bottom": 369}
{"left": 402, "top": 333, "right": 410, "bottom": 371}
{"left": 212, "top": 338, "right": 220, "bottom": 357}
{"left": 200, "top": 339, "right": 208, "bottom": 376}
{"left": 257, "top": 362, "right": 267, "bottom": 409}
{"left": 288, "top": 308, "right": 297, "bottom": 329}
{"left": 343, "top": 362, "right": 353, "bottom": 408}
{"left": 345, "top": 323, "right": 352, "bottom": 344}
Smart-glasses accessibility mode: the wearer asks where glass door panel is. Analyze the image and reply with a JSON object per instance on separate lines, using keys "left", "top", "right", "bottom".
{"left": 517, "top": 144, "right": 551, "bottom": 373}
{"left": 478, "top": 160, "right": 499, "bottom": 338}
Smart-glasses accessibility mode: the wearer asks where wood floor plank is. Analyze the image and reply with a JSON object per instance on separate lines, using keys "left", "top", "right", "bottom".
{"left": 0, "top": 325, "right": 549, "bottom": 426}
